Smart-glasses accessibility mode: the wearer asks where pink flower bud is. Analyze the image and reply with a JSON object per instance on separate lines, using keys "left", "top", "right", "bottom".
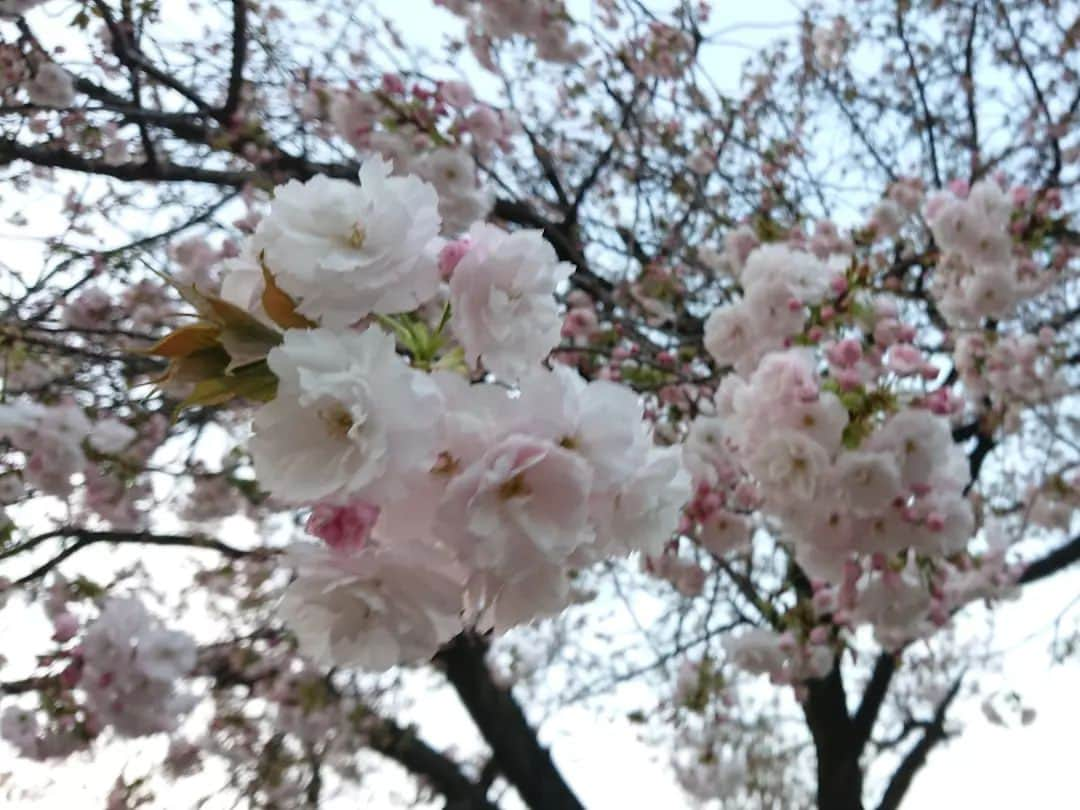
{"left": 52, "top": 612, "right": 79, "bottom": 643}
{"left": 561, "top": 307, "right": 598, "bottom": 338}
{"left": 437, "top": 237, "right": 472, "bottom": 280}
{"left": 381, "top": 73, "right": 405, "bottom": 94}
{"left": 809, "top": 626, "right": 830, "bottom": 645}
{"left": 59, "top": 661, "right": 82, "bottom": 688}
{"left": 835, "top": 368, "right": 862, "bottom": 391}
{"left": 306, "top": 500, "right": 381, "bottom": 553}
{"left": 947, "top": 178, "right": 970, "bottom": 198}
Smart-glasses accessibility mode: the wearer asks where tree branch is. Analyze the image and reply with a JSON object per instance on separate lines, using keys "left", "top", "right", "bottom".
{"left": 896, "top": 1, "right": 942, "bottom": 188}
{"left": 7, "top": 529, "right": 254, "bottom": 585}
{"left": 876, "top": 675, "right": 962, "bottom": 810}
{"left": 365, "top": 715, "right": 499, "bottom": 810}
{"left": 1018, "top": 534, "right": 1080, "bottom": 586}
{"left": 803, "top": 662, "right": 864, "bottom": 810}
{"left": 851, "top": 651, "right": 898, "bottom": 755}
{"left": 435, "top": 631, "right": 585, "bottom": 810}
{"left": 222, "top": 0, "right": 249, "bottom": 120}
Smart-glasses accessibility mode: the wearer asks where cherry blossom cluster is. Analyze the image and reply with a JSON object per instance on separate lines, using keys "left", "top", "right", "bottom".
{"left": 306, "top": 73, "right": 508, "bottom": 234}
{"left": 925, "top": 179, "right": 1056, "bottom": 325}
{"left": 669, "top": 657, "right": 805, "bottom": 805}
{"left": 703, "top": 242, "right": 843, "bottom": 374}
{"left": 627, "top": 22, "right": 697, "bottom": 80}
{"left": 809, "top": 17, "right": 851, "bottom": 72}
{"left": 0, "top": 34, "right": 74, "bottom": 108}
{"left": 168, "top": 157, "right": 692, "bottom": 670}
{"left": 1, "top": 596, "right": 197, "bottom": 760}
{"left": 721, "top": 627, "right": 834, "bottom": 684}
{"left": 435, "top": 0, "right": 586, "bottom": 68}
{"left": 684, "top": 228, "right": 1019, "bottom": 668}
{"left": 0, "top": 401, "right": 136, "bottom": 497}
{"left": 954, "top": 330, "right": 1064, "bottom": 426}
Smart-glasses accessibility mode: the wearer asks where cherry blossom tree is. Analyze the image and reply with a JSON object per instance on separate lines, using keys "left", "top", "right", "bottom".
{"left": 0, "top": 1, "right": 1078, "bottom": 808}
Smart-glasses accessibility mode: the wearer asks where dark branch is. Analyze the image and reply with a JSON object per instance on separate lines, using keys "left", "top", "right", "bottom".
{"left": 877, "top": 675, "right": 963, "bottom": 810}
{"left": 1018, "top": 534, "right": 1080, "bottom": 586}
{"left": 222, "top": 0, "right": 249, "bottom": 120}
{"left": 8, "top": 529, "right": 253, "bottom": 585}
{"left": 435, "top": 631, "right": 585, "bottom": 810}
{"left": 851, "top": 651, "right": 898, "bottom": 755}
{"left": 366, "top": 716, "right": 499, "bottom": 810}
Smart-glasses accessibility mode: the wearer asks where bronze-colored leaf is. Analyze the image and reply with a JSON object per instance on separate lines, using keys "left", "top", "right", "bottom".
{"left": 261, "top": 265, "right": 316, "bottom": 330}
{"left": 144, "top": 323, "right": 221, "bottom": 359}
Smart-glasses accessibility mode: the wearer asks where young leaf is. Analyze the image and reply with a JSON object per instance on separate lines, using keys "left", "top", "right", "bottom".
{"left": 144, "top": 323, "right": 221, "bottom": 359}
{"left": 261, "top": 265, "right": 316, "bottom": 330}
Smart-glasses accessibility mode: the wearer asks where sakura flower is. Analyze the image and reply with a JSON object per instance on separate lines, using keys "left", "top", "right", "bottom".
{"left": 26, "top": 62, "right": 74, "bottom": 107}
{"left": 448, "top": 224, "right": 573, "bottom": 379}
{"left": 746, "top": 430, "right": 830, "bottom": 503}
{"left": 739, "top": 244, "right": 831, "bottom": 305}
{"left": 134, "top": 629, "right": 197, "bottom": 681}
{"left": 79, "top": 598, "right": 197, "bottom": 737}
{"left": 250, "top": 327, "right": 443, "bottom": 504}
{"left": 780, "top": 392, "right": 849, "bottom": 456}
{"left": 722, "top": 628, "right": 787, "bottom": 677}
{"left": 62, "top": 287, "right": 113, "bottom": 329}
{"left": 0, "top": 401, "right": 90, "bottom": 496}
{"left": 591, "top": 446, "right": 690, "bottom": 558}
{"left": 682, "top": 415, "right": 737, "bottom": 487}
{"left": 856, "top": 509, "right": 912, "bottom": 556}
{"left": 517, "top": 364, "right": 651, "bottom": 491}
{"left": 910, "top": 494, "right": 975, "bottom": 556}
{"left": 436, "top": 432, "right": 596, "bottom": 624}
{"left": 279, "top": 538, "right": 463, "bottom": 670}
{"left": 410, "top": 148, "right": 493, "bottom": 233}
{"left": 698, "top": 510, "right": 751, "bottom": 556}
{"left": 305, "top": 499, "right": 380, "bottom": 553}
{"left": 703, "top": 305, "right": 756, "bottom": 370}
{"left": 832, "top": 451, "right": 903, "bottom": 517}
{"left": 851, "top": 566, "right": 934, "bottom": 650}
{"left": 438, "top": 433, "right": 594, "bottom": 571}
{"left": 376, "top": 372, "right": 516, "bottom": 540}
{"left": 328, "top": 90, "right": 382, "bottom": 150}
{"left": 869, "top": 409, "right": 955, "bottom": 488}
{"left": 251, "top": 156, "right": 441, "bottom": 327}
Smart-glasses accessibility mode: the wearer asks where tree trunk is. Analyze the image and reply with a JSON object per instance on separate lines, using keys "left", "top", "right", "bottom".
{"left": 803, "top": 665, "right": 865, "bottom": 810}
